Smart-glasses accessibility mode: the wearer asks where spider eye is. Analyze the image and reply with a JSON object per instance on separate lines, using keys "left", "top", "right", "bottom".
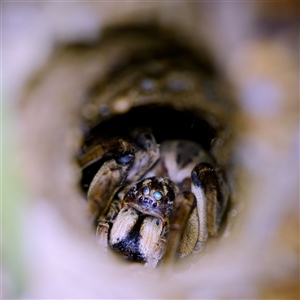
{"left": 142, "top": 186, "right": 150, "bottom": 195}
{"left": 153, "top": 191, "right": 163, "bottom": 200}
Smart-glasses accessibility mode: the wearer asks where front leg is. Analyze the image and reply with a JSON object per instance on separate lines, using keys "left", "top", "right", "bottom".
{"left": 126, "top": 130, "right": 160, "bottom": 182}
{"left": 161, "top": 191, "right": 196, "bottom": 265}
{"left": 191, "top": 162, "right": 229, "bottom": 251}
{"left": 96, "top": 198, "right": 122, "bottom": 251}
{"left": 79, "top": 139, "right": 135, "bottom": 169}
{"left": 79, "top": 139, "right": 135, "bottom": 221}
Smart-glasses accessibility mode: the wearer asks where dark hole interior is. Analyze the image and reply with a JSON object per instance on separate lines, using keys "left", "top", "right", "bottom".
{"left": 80, "top": 104, "right": 217, "bottom": 193}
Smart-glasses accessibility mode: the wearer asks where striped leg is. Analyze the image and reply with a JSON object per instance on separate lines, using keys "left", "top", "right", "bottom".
{"left": 191, "top": 162, "right": 229, "bottom": 251}
{"left": 79, "top": 139, "right": 135, "bottom": 222}
{"left": 162, "top": 191, "right": 196, "bottom": 265}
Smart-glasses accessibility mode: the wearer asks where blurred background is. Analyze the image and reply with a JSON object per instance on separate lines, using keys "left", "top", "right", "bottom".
{"left": 2, "top": 2, "right": 299, "bottom": 299}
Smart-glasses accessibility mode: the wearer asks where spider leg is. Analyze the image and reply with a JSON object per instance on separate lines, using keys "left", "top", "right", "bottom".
{"left": 96, "top": 198, "right": 122, "bottom": 250}
{"left": 126, "top": 130, "right": 160, "bottom": 182}
{"left": 79, "top": 139, "right": 135, "bottom": 222}
{"left": 191, "top": 162, "right": 229, "bottom": 251}
{"left": 116, "top": 131, "right": 160, "bottom": 200}
{"left": 161, "top": 191, "right": 196, "bottom": 266}
{"left": 79, "top": 139, "right": 134, "bottom": 169}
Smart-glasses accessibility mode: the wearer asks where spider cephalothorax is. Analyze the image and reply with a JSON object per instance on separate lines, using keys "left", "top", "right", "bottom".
{"left": 123, "top": 177, "right": 177, "bottom": 222}
{"left": 79, "top": 131, "right": 229, "bottom": 268}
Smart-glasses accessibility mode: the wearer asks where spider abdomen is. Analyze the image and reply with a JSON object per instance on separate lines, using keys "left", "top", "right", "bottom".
{"left": 146, "top": 140, "right": 213, "bottom": 189}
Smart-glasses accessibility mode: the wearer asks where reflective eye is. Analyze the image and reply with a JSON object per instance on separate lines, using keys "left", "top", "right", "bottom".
{"left": 153, "top": 191, "right": 163, "bottom": 200}
{"left": 142, "top": 186, "right": 150, "bottom": 195}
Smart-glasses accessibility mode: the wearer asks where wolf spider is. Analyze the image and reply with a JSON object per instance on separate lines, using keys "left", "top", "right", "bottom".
{"left": 79, "top": 130, "right": 229, "bottom": 268}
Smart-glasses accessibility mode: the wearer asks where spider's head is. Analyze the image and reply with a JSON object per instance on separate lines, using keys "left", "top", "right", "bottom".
{"left": 123, "top": 177, "right": 176, "bottom": 223}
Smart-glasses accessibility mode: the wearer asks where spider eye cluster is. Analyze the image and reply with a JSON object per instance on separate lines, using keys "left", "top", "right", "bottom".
{"left": 142, "top": 186, "right": 163, "bottom": 200}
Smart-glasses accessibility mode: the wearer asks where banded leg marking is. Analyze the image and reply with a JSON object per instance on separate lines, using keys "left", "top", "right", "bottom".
{"left": 162, "top": 191, "right": 196, "bottom": 265}
{"left": 191, "top": 162, "right": 226, "bottom": 251}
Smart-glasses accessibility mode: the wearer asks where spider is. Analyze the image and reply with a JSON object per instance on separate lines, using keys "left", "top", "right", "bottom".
{"left": 79, "top": 130, "right": 229, "bottom": 268}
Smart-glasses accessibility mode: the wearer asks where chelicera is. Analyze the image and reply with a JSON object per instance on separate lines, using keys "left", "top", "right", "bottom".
{"left": 79, "top": 122, "right": 229, "bottom": 268}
